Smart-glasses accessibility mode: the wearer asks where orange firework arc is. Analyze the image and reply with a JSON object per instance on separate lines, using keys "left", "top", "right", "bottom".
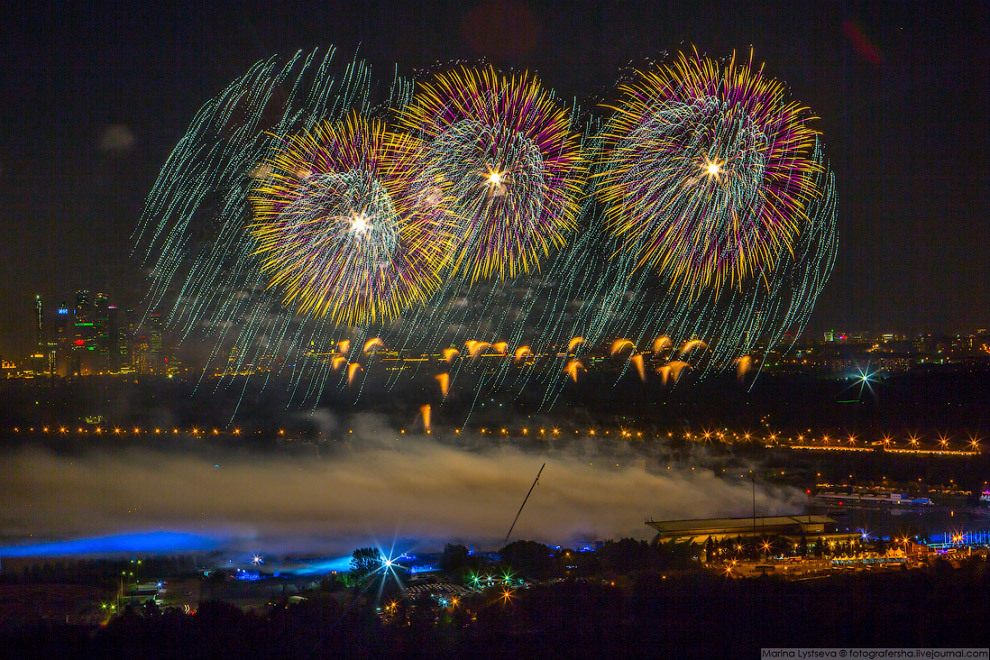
{"left": 331, "top": 356, "right": 348, "bottom": 371}
{"left": 610, "top": 338, "right": 636, "bottom": 356}
{"left": 567, "top": 336, "right": 585, "bottom": 353}
{"left": 513, "top": 345, "right": 533, "bottom": 361}
{"left": 678, "top": 339, "right": 708, "bottom": 357}
{"left": 419, "top": 404, "right": 432, "bottom": 434}
{"left": 435, "top": 373, "right": 450, "bottom": 398}
{"left": 347, "top": 362, "right": 362, "bottom": 385}
{"left": 656, "top": 361, "right": 691, "bottom": 386}
{"left": 630, "top": 354, "right": 646, "bottom": 382}
{"left": 363, "top": 337, "right": 385, "bottom": 353}
{"left": 667, "top": 360, "right": 691, "bottom": 383}
{"left": 337, "top": 340, "right": 351, "bottom": 355}
{"left": 465, "top": 340, "right": 491, "bottom": 358}
{"left": 492, "top": 341, "right": 509, "bottom": 355}
{"left": 442, "top": 348, "right": 460, "bottom": 363}
{"left": 736, "top": 355, "right": 752, "bottom": 381}
{"left": 652, "top": 336, "right": 672, "bottom": 353}
{"left": 564, "top": 359, "right": 585, "bottom": 383}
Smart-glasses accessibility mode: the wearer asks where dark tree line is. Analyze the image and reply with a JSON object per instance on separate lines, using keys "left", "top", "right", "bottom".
{"left": 7, "top": 557, "right": 989, "bottom": 658}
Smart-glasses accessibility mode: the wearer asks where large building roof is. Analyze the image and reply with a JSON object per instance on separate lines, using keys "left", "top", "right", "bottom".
{"left": 646, "top": 515, "right": 836, "bottom": 540}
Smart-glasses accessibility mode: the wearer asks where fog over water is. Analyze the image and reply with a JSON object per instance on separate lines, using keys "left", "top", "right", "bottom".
{"left": 1, "top": 414, "right": 802, "bottom": 556}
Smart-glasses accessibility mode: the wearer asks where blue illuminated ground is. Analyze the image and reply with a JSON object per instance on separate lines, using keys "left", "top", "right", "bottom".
{"left": 0, "top": 531, "right": 380, "bottom": 577}
{"left": 0, "top": 531, "right": 219, "bottom": 557}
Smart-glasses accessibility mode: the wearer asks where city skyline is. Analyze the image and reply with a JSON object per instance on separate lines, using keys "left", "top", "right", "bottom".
{"left": 5, "top": 285, "right": 988, "bottom": 379}
{"left": 3, "top": 285, "right": 989, "bottom": 368}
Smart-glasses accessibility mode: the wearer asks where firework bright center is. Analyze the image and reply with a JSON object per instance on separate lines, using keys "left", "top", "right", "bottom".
{"left": 350, "top": 211, "right": 371, "bottom": 234}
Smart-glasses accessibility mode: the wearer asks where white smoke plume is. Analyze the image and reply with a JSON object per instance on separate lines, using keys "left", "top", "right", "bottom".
{"left": 1, "top": 414, "right": 799, "bottom": 555}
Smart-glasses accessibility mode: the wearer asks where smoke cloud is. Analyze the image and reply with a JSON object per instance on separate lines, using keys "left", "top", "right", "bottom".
{"left": 2, "top": 417, "right": 799, "bottom": 556}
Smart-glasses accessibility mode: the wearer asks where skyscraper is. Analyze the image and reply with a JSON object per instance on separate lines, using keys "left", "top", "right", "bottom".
{"left": 34, "top": 295, "right": 43, "bottom": 352}
{"left": 108, "top": 304, "right": 122, "bottom": 372}
{"left": 148, "top": 312, "right": 164, "bottom": 372}
{"left": 29, "top": 295, "right": 47, "bottom": 374}
{"left": 71, "top": 290, "right": 94, "bottom": 375}
{"left": 74, "top": 290, "right": 91, "bottom": 319}
{"left": 94, "top": 292, "right": 110, "bottom": 372}
{"left": 55, "top": 301, "right": 71, "bottom": 376}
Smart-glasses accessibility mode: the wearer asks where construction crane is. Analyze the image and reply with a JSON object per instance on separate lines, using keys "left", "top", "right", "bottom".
{"left": 502, "top": 463, "right": 545, "bottom": 549}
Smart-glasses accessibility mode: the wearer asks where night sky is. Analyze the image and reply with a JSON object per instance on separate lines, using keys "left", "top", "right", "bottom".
{"left": 1, "top": 0, "right": 987, "bottom": 358}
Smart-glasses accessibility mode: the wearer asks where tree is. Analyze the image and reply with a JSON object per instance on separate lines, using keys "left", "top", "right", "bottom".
{"left": 498, "top": 540, "right": 554, "bottom": 579}
{"left": 440, "top": 543, "right": 470, "bottom": 575}
{"left": 661, "top": 540, "right": 698, "bottom": 569}
{"left": 203, "top": 569, "right": 227, "bottom": 602}
{"left": 350, "top": 547, "right": 383, "bottom": 580}
{"left": 319, "top": 575, "right": 346, "bottom": 593}
{"left": 142, "top": 598, "right": 160, "bottom": 618}
{"left": 601, "top": 538, "right": 657, "bottom": 574}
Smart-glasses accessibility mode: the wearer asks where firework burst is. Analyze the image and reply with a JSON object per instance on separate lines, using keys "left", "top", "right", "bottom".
{"left": 596, "top": 49, "right": 821, "bottom": 297}
{"left": 398, "top": 66, "right": 586, "bottom": 282}
{"left": 133, "top": 47, "right": 837, "bottom": 415}
{"left": 249, "top": 114, "right": 453, "bottom": 325}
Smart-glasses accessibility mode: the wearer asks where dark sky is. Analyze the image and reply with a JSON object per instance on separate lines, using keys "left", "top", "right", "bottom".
{"left": 1, "top": 0, "right": 988, "bottom": 358}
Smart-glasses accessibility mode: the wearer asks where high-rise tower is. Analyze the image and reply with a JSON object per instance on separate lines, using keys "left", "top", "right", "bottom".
{"left": 34, "top": 295, "right": 43, "bottom": 352}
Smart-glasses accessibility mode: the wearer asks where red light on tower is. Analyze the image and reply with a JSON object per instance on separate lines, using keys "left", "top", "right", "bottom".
{"left": 74, "top": 339, "right": 85, "bottom": 346}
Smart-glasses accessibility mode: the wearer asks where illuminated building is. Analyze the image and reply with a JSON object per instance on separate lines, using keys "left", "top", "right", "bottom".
{"left": 0, "top": 359, "right": 17, "bottom": 378}
{"left": 148, "top": 313, "right": 164, "bottom": 372}
{"left": 108, "top": 304, "right": 123, "bottom": 372}
{"left": 647, "top": 515, "right": 840, "bottom": 544}
{"left": 93, "top": 292, "right": 110, "bottom": 371}
{"left": 129, "top": 311, "right": 165, "bottom": 373}
{"left": 72, "top": 290, "right": 98, "bottom": 374}
{"left": 43, "top": 290, "right": 129, "bottom": 375}
{"left": 54, "top": 301, "right": 71, "bottom": 376}
{"left": 74, "top": 289, "right": 91, "bottom": 319}
{"left": 27, "top": 295, "right": 47, "bottom": 375}
{"left": 34, "top": 295, "right": 43, "bottom": 354}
